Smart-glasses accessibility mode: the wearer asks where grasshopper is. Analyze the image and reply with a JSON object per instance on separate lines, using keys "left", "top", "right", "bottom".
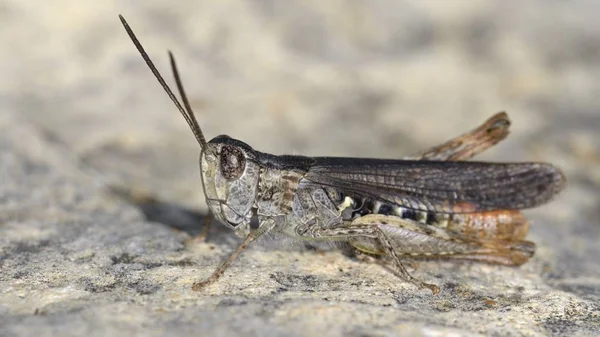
{"left": 119, "top": 15, "right": 566, "bottom": 294}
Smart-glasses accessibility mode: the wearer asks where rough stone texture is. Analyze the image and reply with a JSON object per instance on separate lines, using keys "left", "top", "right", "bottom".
{"left": 1, "top": 1, "right": 599, "bottom": 336}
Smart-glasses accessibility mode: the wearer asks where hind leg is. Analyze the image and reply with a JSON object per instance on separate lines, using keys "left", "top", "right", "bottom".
{"left": 297, "top": 221, "right": 440, "bottom": 294}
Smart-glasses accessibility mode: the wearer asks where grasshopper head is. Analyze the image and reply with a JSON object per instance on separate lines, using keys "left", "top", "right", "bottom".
{"left": 200, "top": 135, "right": 260, "bottom": 232}
{"left": 119, "top": 16, "right": 259, "bottom": 234}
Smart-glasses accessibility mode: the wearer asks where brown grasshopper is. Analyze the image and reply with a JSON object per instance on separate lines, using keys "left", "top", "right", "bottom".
{"left": 119, "top": 15, "right": 566, "bottom": 294}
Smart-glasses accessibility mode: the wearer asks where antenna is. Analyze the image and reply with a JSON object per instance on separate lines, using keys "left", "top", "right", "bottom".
{"left": 118, "top": 14, "right": 207, "bottom": 149}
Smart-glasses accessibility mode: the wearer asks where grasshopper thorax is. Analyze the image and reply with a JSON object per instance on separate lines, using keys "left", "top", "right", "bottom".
{"left": 200, "top": 135, "right": 261, "bottom": 233}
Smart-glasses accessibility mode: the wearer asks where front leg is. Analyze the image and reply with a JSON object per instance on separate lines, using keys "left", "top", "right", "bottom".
{"left": 296, "top": 222, "right": 440, "bottom": 294}
{"left": 192, "top": 218, "right": 276, "bottom": 291}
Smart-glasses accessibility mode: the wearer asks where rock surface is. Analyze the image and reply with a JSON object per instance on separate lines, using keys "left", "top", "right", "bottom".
{"left": 1, "top": 1, "right": 599, "bottom": 336}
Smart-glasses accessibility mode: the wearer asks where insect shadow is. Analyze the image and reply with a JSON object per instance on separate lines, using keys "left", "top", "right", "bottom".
{"left": 108, "top": 186, "right": 232, "bottom": 243}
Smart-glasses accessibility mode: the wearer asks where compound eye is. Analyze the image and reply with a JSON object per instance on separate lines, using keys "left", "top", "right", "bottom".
{"left": 220, "top": 145, "right": 246, "bottom": 180}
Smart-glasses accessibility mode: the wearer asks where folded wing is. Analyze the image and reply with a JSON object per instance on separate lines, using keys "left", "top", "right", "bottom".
{"left": 305, "top": 157, "right": 565, "bottom": 214}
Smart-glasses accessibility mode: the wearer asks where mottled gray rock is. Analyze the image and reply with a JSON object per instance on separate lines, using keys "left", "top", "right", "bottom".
{"left": 1, "top": 1, "right": 599, "bottom": 336}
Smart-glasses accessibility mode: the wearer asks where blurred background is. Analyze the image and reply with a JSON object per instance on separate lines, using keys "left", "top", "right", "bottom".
{"left": 1, "top": 1, "right": 599, "bottom": 335}
{"left": 2, "top": 1, "right": 599, "bottom": 211}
